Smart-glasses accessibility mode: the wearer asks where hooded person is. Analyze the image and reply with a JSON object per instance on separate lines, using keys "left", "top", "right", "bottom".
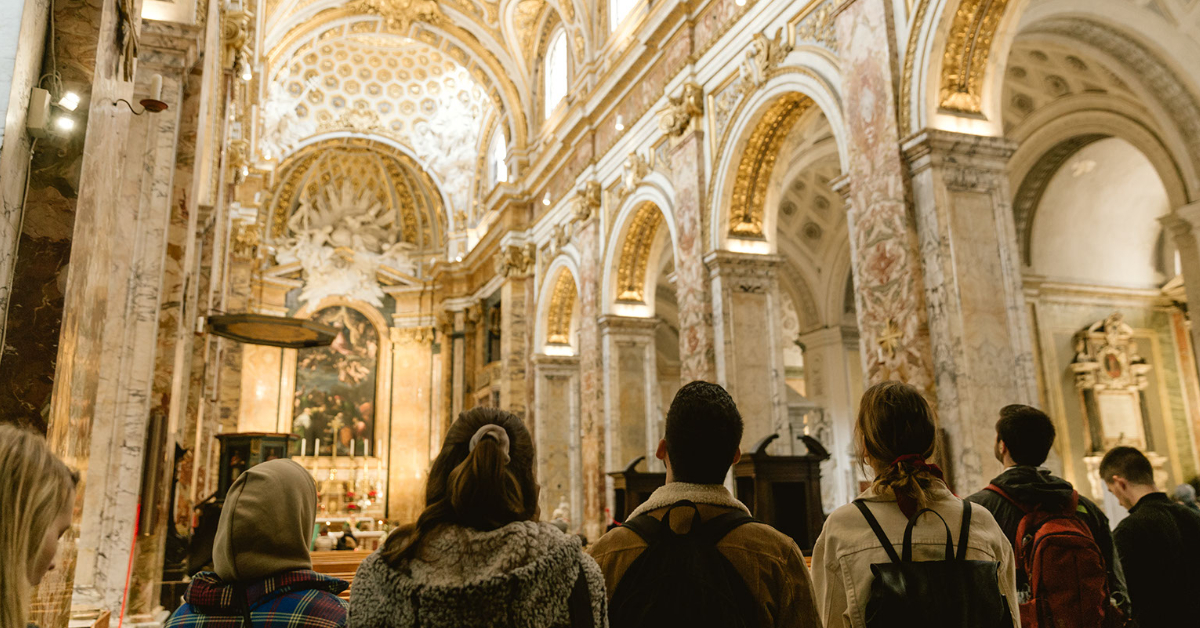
{"left": 166, "top": 459, "right": 348, "bottom": 628}
{"left": 350, "top": 407, "right": 606, "bottom": 628}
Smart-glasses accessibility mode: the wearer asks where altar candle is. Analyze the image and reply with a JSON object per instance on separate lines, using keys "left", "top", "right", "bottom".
{"left": 300, "top": 438, "right": 306, "bottom": 457}
{"left": 151, "top": 74, "right": 163, "bottom": 101}
{"left": 350, "top": 439, "right": 355, "bottom": 458}
{"left": 377, "top": 439, "right": 383, "bottom": 459}
{"left": 365, "top": 440, "right": 370, "bottom": 457}
{"left": 316, "top": 440, "right": 321, "bottom": 457}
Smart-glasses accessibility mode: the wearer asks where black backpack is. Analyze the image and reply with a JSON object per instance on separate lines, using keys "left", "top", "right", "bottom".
{"left": 854, "top": 499, "right": 1012, "bottom": 628}
{"left": 609, "top": 500, "right": 758, "bottom": 628}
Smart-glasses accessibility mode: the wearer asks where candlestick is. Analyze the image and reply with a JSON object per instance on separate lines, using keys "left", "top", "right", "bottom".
{"left": 300, "top": 438, "right": 307, "bottom": 458}
{"left": 151, "top": 74, "right": 163, "bottom": 101}
{"left": 316, "top": 439, "right": 321, "bottom": 457}
{"left": 350, "top": 439, "right": 355, "bottom": 458}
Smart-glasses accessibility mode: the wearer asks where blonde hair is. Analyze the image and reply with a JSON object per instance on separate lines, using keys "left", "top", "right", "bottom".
{"left": 856, "top": 381, "right": 941, "bottom": 511}
{"left": 0, "top": 424, "right": 78, "bottom": 628}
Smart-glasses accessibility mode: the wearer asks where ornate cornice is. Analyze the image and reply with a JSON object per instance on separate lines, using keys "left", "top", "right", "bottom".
{"left": 658, "top": 83, "right": 704, "bottom": 137}
{"left": 392, "top": 326, "right": 436, "bottom": 344}
{"left": 616, "top": 203, "right": 664, "bottom": 302}
{"left": 495, "top": 243, "right": 537, "bottom": 278}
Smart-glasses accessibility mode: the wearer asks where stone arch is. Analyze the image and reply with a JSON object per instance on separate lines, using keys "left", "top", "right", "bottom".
{"left": 1008, "top": 109, "right": 1192, "bottom": 265}
{"left": 535, "top": 259, "right": 581, "bottom": 354}
{"left": 708, "top": 69, "right": 849, "bottom": 254}
{"left": 264, "top": 136, "right": 449, "bottom": 256}
{"left": 602, "top": 184, "right": 679, "bottom": 317}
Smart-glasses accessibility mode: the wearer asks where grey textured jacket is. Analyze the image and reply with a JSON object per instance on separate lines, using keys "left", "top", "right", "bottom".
{"left": 349, "top": 521, "right": 607, "bottom": 628}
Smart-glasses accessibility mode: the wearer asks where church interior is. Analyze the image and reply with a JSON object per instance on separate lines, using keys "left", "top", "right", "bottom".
{"left": 3, "top": 0, "right": 1200, "bottom": 624}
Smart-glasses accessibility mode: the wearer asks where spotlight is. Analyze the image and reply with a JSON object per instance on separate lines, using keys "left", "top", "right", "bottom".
{"left": 542, "top": 192, "right": 551, "bottom": 206}
{"left": 58, "top": 91, "right": 80, "bottom": 111}
{"left": 455, "top": 255, "right": 463, "bottom": 262}
{"left": 735, "top": 0, "right": 746, "bottom": 5}
{"left": 54, "top": 116, "right": 75, "bottom": 132}
{"left": 241, "top": 165, "right": 249, "bottom": 177}
{"left": 615, "top": 115, "right": 625, "bottom": 131}
{"left": 240, "top": 61, "right": 252, "bottom": 81}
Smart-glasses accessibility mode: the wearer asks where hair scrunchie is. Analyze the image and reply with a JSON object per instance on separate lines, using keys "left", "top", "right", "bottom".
{"left": 891, "top": 453, "right": 946, "bottom": 481}
{"left": 469, "top": 424, "right": 511, "bottom": 463}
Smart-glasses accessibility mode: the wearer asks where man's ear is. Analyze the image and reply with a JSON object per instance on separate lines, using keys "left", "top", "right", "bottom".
{"left": 655, "top": 438, "right": 668, "bottom": 461}
{"left": 730, "top": 447, "right": 741, "bottom": 466}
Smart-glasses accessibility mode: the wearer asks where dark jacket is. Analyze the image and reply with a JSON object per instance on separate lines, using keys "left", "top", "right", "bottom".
{"left": 165, "top": 569, "right": 348, "bottom": 628}
{"left": 967, "top": 466, "right": 1127, "bottom": 606}
{"left": 1113, "top": 492, "right": 1200, "bottom": 628}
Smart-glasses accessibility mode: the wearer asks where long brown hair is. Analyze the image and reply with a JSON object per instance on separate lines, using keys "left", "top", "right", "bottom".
{"left": 381, "top": 407, "right": 539, "bottom": 567}
{"left": 857, "top": 381, "right": 941, "bottom": 510}
{"left": 0, "top": 424, "right": 78, "bottom": 628}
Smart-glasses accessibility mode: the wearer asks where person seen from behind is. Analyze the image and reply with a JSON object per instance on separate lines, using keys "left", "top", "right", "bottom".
{"left": 589, "top": 381, "right": 820, "bottom": 628}
{"left": 1170, "top": 483, "right": 1200, "bottom": 513}
{"left": 811, "top": 381, "right": 1019, "bottom": 628}
{"left": 165, "top": 459, "right": 348, "bottom": 628}
{"left": 967, "top": 405, "right": 1129, "bottom": 626}
{"left": 1101, "top": 446, "right": 1200, "bottom": 628}
{"left": 0, "top": 424, "right": 77, "bottom": 628}
{"left": 350, "top": 407, "right": 606, "bottom": 627}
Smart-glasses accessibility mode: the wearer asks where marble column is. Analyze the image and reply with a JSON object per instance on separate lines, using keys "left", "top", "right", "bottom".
{"left": 667, "top": 128, "right": 717, "bottom": 384}
{"left": 575, "top": 215, "right": 605, "bottom": 539}
{"left": 903, "top": 129, "right": 1038, "bottom": 491}
{"left": 388, "top": 326, "right": 434, "bottom": 524}
{"left": 1160, "top": 201, "right": 1200, "bottom": 462}
{"left": 600, "top": 315, "right": 661, "bottom": 502}
{"left": 532, "top": 353, "right": 582, "bottom": 525}
{"left": 833, "top": 0, "right": 937, "bottom": 396}
{"left": 798, "top": 325, "right": 862, "bottom": 512}
{"left": 705, "top": 252, "right": 789, "bottom": 449}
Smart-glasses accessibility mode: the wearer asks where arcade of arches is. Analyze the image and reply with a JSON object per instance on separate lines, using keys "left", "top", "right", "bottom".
{"left": 3, "top": 0, "right": 1200, "bottom": 624}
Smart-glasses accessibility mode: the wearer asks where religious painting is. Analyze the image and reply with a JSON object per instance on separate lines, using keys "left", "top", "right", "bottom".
{"left": 292, "top": 306, "right": 378, "bottom": 456}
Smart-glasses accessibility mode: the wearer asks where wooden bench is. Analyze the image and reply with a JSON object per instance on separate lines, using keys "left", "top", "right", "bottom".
{"left": 312, "top": 550, "right": 372, "bottom": 599}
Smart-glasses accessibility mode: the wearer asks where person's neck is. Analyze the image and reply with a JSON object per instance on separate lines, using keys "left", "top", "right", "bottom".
{"left": 1127, "top": 484, "right": 1159, "bottom": 508}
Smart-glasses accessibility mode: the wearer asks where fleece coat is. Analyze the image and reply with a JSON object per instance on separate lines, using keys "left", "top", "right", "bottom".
{"left": 350, "top": 521, "right": 607, "bottom": 628}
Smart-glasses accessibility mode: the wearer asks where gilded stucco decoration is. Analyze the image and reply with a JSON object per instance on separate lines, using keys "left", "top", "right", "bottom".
{"left": 658, "top": 83, "right": 704, "bottom": 137}
{"left": 939, "top": 0, "right": 1011, "bottom": 113}
{"left": 546, "top": 270, "right": 577, "bottom": 345}
{"left": 616, "top": 203, "right": 664, "bottom": 302}
{"left": 355, "top": 0, "right": 444, "bottom": 33}
{"left": 495, "top": 243, "right": 537, "bottom": 277}
{"left": 728, "top": 93, "right": 812, "bottom": 238}
{"left": 514, "top": 0, "right": 548, "bottom": 62}
{"left": 221, "top": 7, "right": 253, "bottom": 71}
{"left": 738, "top": 29, "right": 792, "bottom": 94}
{"left": 794, "top": 0, "right": 837, "bottom": 50}
{"left": 573, "top": 181, "right": 601, "bottom": 222}
{"left": 619, "top": 152, "right": 650, "bottom": 200}
{"left": 267, "top": 139, "right": 446, "bottom": 259}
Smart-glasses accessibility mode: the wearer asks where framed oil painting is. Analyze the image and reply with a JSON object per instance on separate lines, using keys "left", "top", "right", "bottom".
{"left": 291, "top": 306, "right": 379, "bottom": 456}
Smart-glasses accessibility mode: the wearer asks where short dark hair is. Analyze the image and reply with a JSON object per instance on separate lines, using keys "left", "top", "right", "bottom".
{"left": 996, "top": 405, "right": 1056, "bottom": 466}
{"left": 664, "top": 381, "right": 744, "bottom": 484}
{"left": 1100, "top": 446, "right": 1156, "bottom": 486}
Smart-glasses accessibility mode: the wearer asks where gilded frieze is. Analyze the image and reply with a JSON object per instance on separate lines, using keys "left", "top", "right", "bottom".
{"left": 616, "top": 203, "right": 664, "bottom": 303}
{"left": 939, "top": 0, "right": 1010, "bottom": 113}
{"left": 728, "top": 93, "right": 812, "bottom": 238}
{"left": 794, "top": 0, "right": 837, "bottom": 50}
{"left": 546, "top": 270, "right": 577, "bottom": 345}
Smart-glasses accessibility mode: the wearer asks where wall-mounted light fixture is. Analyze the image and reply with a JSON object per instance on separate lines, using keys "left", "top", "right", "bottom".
{"left": 542, "top": 192, "right": 551, "bottom": 206}
{"left": 615, "top": 114, "right": 625, "bottom": 131}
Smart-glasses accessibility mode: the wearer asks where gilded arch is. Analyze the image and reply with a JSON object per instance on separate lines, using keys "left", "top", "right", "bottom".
{"left": 545, "top": 269, "right": 578, "bottom": 345}
{"left": 616, "top": 202, "right": 665, "bottom": 303}
{"left": 728, "top": 93, "right": 814, "bottom": 238}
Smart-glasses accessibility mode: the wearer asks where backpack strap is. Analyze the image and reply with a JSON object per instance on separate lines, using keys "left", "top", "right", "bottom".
{"left": 901, "top": 508, "right": 955, "bottom": 562}
{"left": 621, "top": 513, "right": 665, "bottom": 545}
{"left": 692, "top": 509, "right": 755, "bottom": 546}
{"left": 956, "top": 500, "right": 972, "bottom": 561}
{"left": 853, "top": 499, "right": 901, "bottom": 564}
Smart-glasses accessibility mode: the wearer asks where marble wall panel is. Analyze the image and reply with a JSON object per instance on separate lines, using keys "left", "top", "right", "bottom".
{"left": 533, "top": 355, "right": 580, "bottom": 524}
{"left": 500, "top": 275, "right": 530, "bottom": 422}
{"left": 576, "top": 218, "right": 605, "bottom": 538}
{"left": 388, "top": 331, "right": 434, "bottom": 525}
{"left": 237, "top": 344, "right": 283, "bottom": 432}
{"left": 669, "top": 131, "right": 717, "bottom": 384}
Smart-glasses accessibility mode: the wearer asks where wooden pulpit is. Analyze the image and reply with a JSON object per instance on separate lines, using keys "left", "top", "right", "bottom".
{"left": 733, "top": 433, "right": 830, "bottom": 551}
{"left": 607, "top": 456, "right": 666, "bottom": 523}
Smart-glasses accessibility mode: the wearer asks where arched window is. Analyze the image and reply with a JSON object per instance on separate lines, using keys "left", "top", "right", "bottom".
{"left": 545, "top": 31, "right": 568, "bottom": 118}
{"left": 490, "top": 129, "right": 508, "bottom": 185}
{"left": 610, "top": 0, "right": 638, "bottom": 30}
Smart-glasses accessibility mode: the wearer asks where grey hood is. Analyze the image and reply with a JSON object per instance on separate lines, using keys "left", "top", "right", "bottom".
{"left": 349, "top": 521, "right": 606, "bottom": 627}
{"left": 213, "top": 458, "right": 317, "bottom": 582}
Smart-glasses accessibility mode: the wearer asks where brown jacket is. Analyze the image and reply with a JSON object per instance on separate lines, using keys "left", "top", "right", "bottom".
{"left": 589, "top": 482, "right": 820, "bottom": 627}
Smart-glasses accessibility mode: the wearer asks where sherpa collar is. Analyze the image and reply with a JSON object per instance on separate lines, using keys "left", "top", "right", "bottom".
{"left": 627, "top": 482, "right": 752, "bottom": 519}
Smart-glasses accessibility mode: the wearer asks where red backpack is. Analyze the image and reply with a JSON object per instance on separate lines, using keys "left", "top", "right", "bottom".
{"left": 985, "top": 484, "right": 1109, "bottom": 628}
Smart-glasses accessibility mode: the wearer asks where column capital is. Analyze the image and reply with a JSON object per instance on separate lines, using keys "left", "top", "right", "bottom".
{"left": 902, "top": 128, "right": 1017, "bottom": 181}
{"left": 1162, "top": 201, "right": 1200, "bottom": 238}
{"left": 139, "top": 21, "right": 204, "bottom": 72}
{"left": 532, "top": 353, "right": 580, "bottom": 369}
{"left": 704, "top": 250, "right": 784, "bottom": 280}
{"left": 597, "top": 314, "right": 659, "bottom": 338}
{"left": 798, "top": 325, "right": 860, "bottom": 349}
{"left": 391, "top": 326, "right": 435, "bottom": 345}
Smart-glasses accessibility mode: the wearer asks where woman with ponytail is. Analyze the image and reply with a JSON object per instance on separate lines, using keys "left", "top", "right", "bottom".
{"left": 0, "top": 424, "right": 78, "bottom": 628}
{"left": 810, "top": 382, "right": 1019, "bottom": 627}
{"left": 350, "top": 407, "right": 607, "bottom": 627}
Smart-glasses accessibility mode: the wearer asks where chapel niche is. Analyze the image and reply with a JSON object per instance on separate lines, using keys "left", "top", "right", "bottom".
{"left": 1070, "top": 312, "right": 1169, "bottom": 498}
